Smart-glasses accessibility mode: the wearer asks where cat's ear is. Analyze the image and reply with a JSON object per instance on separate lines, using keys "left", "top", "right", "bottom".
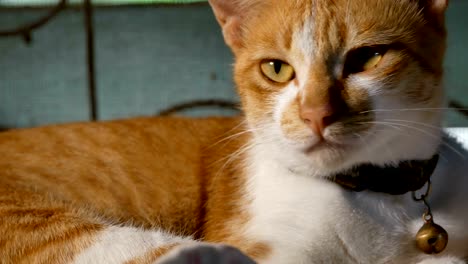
{"left": 421, "top": 0, "right": 449, "bottom": 13}
{"left": 419, "top": 0, "right": 449, "bottom": 24}
{"left": 208, "top": 0, "right": 254, "bottom": 51}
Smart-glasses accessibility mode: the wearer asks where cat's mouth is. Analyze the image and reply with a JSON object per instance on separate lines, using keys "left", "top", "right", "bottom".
{"left": 303, "top": 139, "right": 349, "bottom": 154}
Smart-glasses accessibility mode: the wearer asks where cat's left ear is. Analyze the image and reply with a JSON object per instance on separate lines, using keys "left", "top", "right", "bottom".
{"left": 420, "top": 0, "right": 449, "bottom": 24}
{"left": 208, "top": 0, "right": 256, "bottom": 51}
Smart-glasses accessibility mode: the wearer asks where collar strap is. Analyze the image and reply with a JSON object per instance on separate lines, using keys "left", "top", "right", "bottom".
{"left": 329, "top": 155, "right": 439, "bottom": 195}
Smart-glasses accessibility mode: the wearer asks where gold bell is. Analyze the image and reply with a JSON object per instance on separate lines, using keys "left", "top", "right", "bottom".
{"left": 415, "top": 220, "right": 448, "bottom": 254}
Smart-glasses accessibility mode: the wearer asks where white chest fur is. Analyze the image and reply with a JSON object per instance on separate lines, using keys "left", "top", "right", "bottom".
{"left": 242, "top": 134, "right": 468, "bottom": 264}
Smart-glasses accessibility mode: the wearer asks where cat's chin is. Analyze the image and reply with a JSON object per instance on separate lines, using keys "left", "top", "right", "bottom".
{"left": 264, "top": 138, "right": 357, "bottom": 178}
{"left": 293, "top": 134, "right": 361, "bottom": 161}
{"left": 300, "top": 145, "right": 357, "bottom": 175}
{"left": 253, "top": 122, "right": 442, "bottom": 178}
{"left": 303, "top": 139, "right": 350, "bottom": 154}
{"left": 284, "top": 136, "right": 440, "bottom": 179}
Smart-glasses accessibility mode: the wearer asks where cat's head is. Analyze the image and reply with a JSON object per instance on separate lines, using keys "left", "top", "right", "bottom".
{"left": 209, "top": 0, "right": 448, "bottom": 177}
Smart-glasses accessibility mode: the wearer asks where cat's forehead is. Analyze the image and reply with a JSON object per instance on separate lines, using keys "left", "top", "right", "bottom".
{"left": 246, "top": 0, "right": 423, "bottom": 56}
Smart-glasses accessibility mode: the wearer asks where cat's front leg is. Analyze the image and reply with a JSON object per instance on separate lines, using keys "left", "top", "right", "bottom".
{"left": 156, "top": 244, "right": 256, "bottom": 264}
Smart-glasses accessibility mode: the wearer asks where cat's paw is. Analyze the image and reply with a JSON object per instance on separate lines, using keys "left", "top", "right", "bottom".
{"left": 416, "top": 256, "right": 466, "bottom": 264}
{"left": 155, "top": 243, "right": 256, "bottom": 264}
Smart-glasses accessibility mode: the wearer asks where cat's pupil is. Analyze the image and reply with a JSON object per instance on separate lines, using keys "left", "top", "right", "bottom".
{"left": 273, "top": 61, "right": 282, "bottom": 74}
{"left": 343, "top": 45, "right": 388, "bottom": 77}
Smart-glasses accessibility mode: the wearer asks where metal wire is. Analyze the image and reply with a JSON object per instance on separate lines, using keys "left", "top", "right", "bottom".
{"left": 0, "top": 0, "right": 67, "bottom": 40}
{"left": 158, "top": 99, "right": 240, "bottom": 116}
{"left": 84, "top": 0, "right": 98, "bottom": 120}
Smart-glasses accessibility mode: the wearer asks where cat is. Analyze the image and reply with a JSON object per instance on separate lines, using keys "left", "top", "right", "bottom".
{"left": 0, "top": 0, "right": 467, "bottom": 263}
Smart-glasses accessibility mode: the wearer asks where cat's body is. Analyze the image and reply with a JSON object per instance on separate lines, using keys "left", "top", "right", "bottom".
{"left": 1, "top": 0, "right": 467, "bottom": 263}
{"left": 0, "top": 117, "right": 253, "bottom": 263}
{"left": 1, "top": 117, "right": 468, "bottom": 264}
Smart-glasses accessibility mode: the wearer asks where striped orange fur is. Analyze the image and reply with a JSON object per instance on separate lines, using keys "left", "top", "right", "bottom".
{"left": 0, "top": 117, "right": 262, "bottom": 263}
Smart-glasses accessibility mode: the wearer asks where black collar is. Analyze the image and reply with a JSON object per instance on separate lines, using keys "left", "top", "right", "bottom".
{"left": 329, "top": 155, "right": 439, "bottom": 195}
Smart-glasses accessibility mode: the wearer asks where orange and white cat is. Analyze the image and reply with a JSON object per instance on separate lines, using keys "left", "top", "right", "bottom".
{"left": 1, "top": 0, "right": 467, "bottom": 263}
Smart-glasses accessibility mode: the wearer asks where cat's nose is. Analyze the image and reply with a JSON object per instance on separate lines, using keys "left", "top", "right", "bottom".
{"left": 300, "top": 105, "right": 336, "bottom": 136}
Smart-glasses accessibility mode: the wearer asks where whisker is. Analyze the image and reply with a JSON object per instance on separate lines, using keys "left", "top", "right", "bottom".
{"left": 353, "top": 132, "right": 375, "bottom": 158}
{"left": 381, "top": 119, "right": 455, "bottom": 162}
{"left": 383, "top": 119, "right": 443, "bottom": 131}
{"left": 214, "top": 139, "right": 252, "bottom": 165}
{"left": 362, "top": 129, "right": 400, "bottom": 163}
{"left": 208, "top": 127, "right": 260, "bottom": 149}
{"left": 357, "top": 121, "right": 404, "bottom": 131}
{"left": 215, "top": 137, "right": 275, "bottom": 178}
{"left": 211, "top": 141, "right": 253, "bottom": 179}
{"left": 213, "top": 127, "right": 276, "bottom": 169}
{"left": 358, "top": 107, "right": 464, "bottom": 115}
{"left": 207, "top": 120, "right": 249, "bottom": 148}
{"left": 357, "top": 121, "right": 451, "bottom": 162}
{"left": 379, "top": 120, "right": 465, "bottom": 159}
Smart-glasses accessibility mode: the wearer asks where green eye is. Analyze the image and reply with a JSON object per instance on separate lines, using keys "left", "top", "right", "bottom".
{"left": 344, "top": 46, "right": 388, "bottom": 76}
{"left": 260, "top": 60, "right": 295, "bottom": 83}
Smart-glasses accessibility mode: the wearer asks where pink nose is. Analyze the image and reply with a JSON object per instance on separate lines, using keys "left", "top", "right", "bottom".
{"left": 300, "top": 105, "right": 336, "bottom": 136}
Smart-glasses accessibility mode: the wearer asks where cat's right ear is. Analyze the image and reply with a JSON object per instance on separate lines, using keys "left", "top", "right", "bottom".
{"left": 208, "top": 0, "right": 253, "bottom": 51}
{"left": 419, "top": 0, "right": 449, "bottom": 25}
{"left": 421, "top": 0, "right": 448, "bottom": 14}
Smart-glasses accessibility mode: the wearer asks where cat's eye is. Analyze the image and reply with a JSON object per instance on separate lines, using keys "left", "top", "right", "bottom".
{"left": 260, "top": 60, "right": 295, "bottom": 83}
{"left": 343, "top": 46, "right": 388, "bottom": 76}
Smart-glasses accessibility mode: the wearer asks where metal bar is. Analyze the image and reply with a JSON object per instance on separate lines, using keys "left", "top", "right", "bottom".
{"left": 158, "top": 99, "right": 240, "bottom": 116}
{"left": 84, "top": 0, "right": 98, "bottom": 121}
{"left": 0, "top": 0, "right": 67, "bottom": 39}
{"left": 449, "top": 100, "right": 468, "bottom": 118}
